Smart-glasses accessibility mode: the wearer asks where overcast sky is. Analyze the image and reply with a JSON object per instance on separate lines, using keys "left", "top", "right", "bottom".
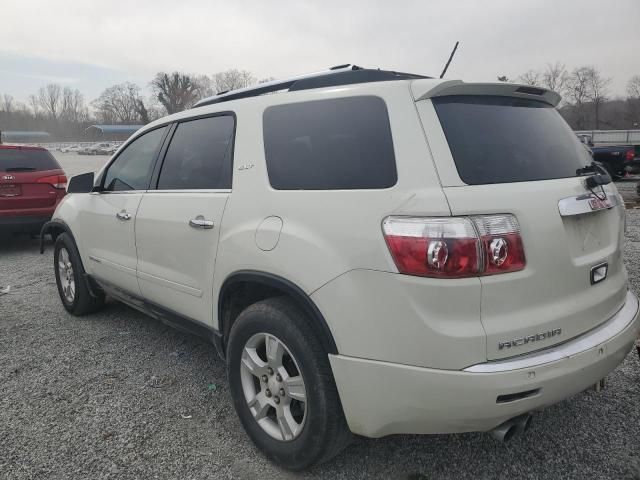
{"left": 1, "top": 0, "right": 639, "bottom": 103}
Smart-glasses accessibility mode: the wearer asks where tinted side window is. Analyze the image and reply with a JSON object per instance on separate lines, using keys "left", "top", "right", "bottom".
{"left": 263, "top": 96, "right": 397, "bottom": 190}
{"left": 157, "top": 115, "right": 235, "bottom": 190}
{"left": 103, "top": 127, "right": 167, "bottom": 192}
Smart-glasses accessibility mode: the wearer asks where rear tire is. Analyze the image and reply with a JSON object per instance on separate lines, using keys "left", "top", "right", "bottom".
{"left": 227, "top": 297, "right": 351, "bottom": 470}
{"left": 54, "top": 233, "right": 105, "bottom": 315}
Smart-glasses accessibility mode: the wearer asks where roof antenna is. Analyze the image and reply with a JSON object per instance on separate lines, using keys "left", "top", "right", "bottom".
{"left": 439, "top": 41, "right": 459, "bottom": 79}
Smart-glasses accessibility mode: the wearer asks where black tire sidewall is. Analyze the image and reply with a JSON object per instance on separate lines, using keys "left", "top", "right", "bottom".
{"left": 227, "top": 300, "right": 336, "bottom": 469}
{"left": 54, "top": 234, "right": 82, "bottom": 312}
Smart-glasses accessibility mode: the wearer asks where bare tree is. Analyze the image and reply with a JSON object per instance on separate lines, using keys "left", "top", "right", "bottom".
{"left": 584, "top": 67, "right": 611, "bottom": 129}
{"left": 566, "top": 67, "right": 592, "bottom": 129}
{"left": 38, "top": 84, "right": 62, "bottom": 120}
{"left": 212, "top": 69, "right": 256, "bottom": 94}
{"left": 626, "top": 75, "right": 640, "bottom": 128}
{"left": 627, "top": 75, "right": 640, "bottom": 98}
{"left": 28, "top": 94, "right": 41, "bottom": 118}
{"left": 518, "top": 70, "right": 541, "bottom": 86}
{"left": 61, "top": 88, "right": 86, "bottom": 123}
{"left": 1, "top": 94, "right": 14, "bottom": 113}
{"left": 151, "top": 72, "right": 202, "bottom": 114}
{"left": 92, "top": 83, "right": 149, "bottom": 123}
{"left": 541, "top": 62, "right": 569, "bottom": 97}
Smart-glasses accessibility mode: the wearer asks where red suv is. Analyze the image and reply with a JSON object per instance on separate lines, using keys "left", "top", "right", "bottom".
{"left": 0, "top": 145, "right": 67, "bottom": 234}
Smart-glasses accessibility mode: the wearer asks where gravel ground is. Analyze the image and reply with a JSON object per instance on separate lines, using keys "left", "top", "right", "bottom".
{"left": 1, "top": 155, "right": 640, "bottom": 479}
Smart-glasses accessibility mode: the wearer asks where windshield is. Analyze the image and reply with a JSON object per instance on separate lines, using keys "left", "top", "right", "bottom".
{"left": 433, "top": 95, "right": 591, "bottom": 185}
{"left": 0, "top": 149, "right": 61, "bottom": 172}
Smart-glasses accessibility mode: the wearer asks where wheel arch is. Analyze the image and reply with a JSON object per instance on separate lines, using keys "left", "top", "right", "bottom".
{"left": 41, "top": 219, "right": 101, "bottom": 299}
{"left": 218, "top": 270, "right": 339, "bottom": 357}
{"left": 40, "top": 219, "right": 75, "bottom": 254}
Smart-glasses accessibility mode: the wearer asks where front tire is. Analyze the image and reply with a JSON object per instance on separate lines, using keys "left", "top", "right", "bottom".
{"left": 54, "top": 233, "right": 105, "bottom": 315}
{"left": 227, "top": 297, "right": 351, "bottom": 470}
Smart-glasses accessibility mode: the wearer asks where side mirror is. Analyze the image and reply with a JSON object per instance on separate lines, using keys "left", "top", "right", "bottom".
{"left": 67, "top": 172, "right": 96, "bottom": 193}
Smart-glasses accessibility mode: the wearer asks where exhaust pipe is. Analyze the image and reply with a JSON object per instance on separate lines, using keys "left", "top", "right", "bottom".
{"left": 490, "top": 413, "right": 532, "bottom": 442}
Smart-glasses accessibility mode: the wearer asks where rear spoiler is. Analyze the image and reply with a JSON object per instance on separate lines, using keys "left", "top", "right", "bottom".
{"left": 411, "top": 80, "right": 561, "bottom": 107}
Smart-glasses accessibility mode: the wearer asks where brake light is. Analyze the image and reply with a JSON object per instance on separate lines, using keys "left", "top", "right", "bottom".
{"left": 382, "top": 214, "right": 525, "bottom": 278}
{"left": 37, "top": 174, "right": 67, "bottom": 189}
{"left": 472, "top": 215, "right": 526, "bottom": 274}
{"left": 625, "top": 149, "right": 635, "bottom": 162}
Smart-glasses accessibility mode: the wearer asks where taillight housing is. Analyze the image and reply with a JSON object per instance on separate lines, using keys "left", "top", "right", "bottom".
{"left": 624, "top": 149, "right": 635, "bottom": 162}
{"left": 37, "top": 174, "right": 68, "bottom": 189}
{"left": 383, "top": 214, "right": 525, "bottom": 278}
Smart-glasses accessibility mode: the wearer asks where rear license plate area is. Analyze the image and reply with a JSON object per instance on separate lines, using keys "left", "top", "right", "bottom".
{"left": 0, "top": 184, "right": 21, "bottom": 196}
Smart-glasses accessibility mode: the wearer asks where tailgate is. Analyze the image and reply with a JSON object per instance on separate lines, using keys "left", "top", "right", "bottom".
{"left": 416, "top": 89, "right": 628, "bottom": 360}
{"left": 443, "top": 179, "right": 626, "bottom": 360}
{"left": 0, "top": 170, "right": 62, "bottom": 212}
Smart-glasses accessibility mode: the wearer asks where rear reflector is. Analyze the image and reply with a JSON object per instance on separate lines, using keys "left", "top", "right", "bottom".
{"left": 37, "top": 174, "right": 68, "bottom": 189}
{"left": 382, "top": 214, "right": 525, "bottom": 278}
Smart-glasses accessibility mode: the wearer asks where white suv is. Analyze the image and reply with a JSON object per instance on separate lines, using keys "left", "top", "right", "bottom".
{"left": 42, "top": 65, "right": 640, "bottom": 470}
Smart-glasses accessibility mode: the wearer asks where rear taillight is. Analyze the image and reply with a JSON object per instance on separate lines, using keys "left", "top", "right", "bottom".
{"left": 382, "top": 214, "right": 525, "bottom": 278}
{"left": 625, "top": 149, "right": 635, "bottom": 162}
{"left": 37, "top": 174, "right": 67, "bottom": 189}
{"left": 472, "top": 215, "right": 526, "bottom": 274}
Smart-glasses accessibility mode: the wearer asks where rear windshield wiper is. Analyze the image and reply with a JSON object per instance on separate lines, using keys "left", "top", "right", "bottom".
{"left": 576, "top": 162, "right": 612, "bottom": 194}
{"left": 575, "top": 163, "right": 599, "bottom": 176}
{"left": 5, "top": 167, "right": 37, "bottom": 172}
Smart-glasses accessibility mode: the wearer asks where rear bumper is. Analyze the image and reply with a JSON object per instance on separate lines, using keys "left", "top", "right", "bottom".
{"left": 330, "top": 290, "right": 640, "bottom": 438}
{"left": 0, "top": 214, "right": 51, "bottom": 232}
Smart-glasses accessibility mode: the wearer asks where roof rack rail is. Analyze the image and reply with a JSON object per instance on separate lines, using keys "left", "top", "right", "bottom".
{"left": 193, "top": 64, "right": 430, "bottom": 108}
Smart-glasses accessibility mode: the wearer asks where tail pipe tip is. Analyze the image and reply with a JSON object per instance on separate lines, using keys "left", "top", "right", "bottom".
{"left": 490, "top": 413, "right": 533, "bottom": 442}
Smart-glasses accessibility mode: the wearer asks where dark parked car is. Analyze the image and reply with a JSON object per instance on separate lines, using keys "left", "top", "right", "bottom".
{"left": 0, "top": 145, "right": 67, "bottom": 234}
{"left": 591, "top": 145, "right": 637, "bottom": 179}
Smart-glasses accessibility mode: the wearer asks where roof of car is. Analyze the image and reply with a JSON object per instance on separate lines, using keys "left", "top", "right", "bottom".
{"left": 194, "top": 64, "right": 431, "bottom": 108}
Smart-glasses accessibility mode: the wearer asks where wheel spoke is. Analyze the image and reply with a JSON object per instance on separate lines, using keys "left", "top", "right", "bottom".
{"left": 247, "top": 392, "right": 270, "bottom": 421}
{"left": 58, "top": 260, "right": 66, "bottom": 272}
{"left": 60, "top": 249, "right": 68, "bottom": 264}
{"left": 277, "top": 406, "right": 298, "bottom": 441}
{"left": 69, "top": 282, "right": 75, "bottom": 297}
{"left": 241, "top": 347, "right": 267, "bottom": 378}
{"left": 283, "top": 375, "right": 306, "bottom": 402}
{"left": 265, "top": 335, "right": 284, "bottom": 365}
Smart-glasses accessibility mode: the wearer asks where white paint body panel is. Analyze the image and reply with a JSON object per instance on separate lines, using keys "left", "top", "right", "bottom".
{"left": 51, "top": 77, "right": 639, "bottom": 438}
{"left": 135, "top": 191, "right": 229, "bottom": 323}
{"left": 76, "top": 192, "right": 143, "bottom": 296}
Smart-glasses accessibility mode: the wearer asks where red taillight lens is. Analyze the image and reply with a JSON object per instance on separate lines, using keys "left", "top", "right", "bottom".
{"left": 472, "top": 215, "right": 526, "bottom": 275}
{"left": 625, "top": 149, "right": 635, "bottom": 162}
{"left": 37, "top": 174, "right": 67, "bottom": 189}
{"left": 382, "top": 215, "right": 525, "bottom": 278}
{"left": 383, "top": 217, "right": 481, "bottom": 278}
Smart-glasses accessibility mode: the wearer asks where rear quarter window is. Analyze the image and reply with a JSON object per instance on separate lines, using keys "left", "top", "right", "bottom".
{"left": 0, "top": 149, "right": 61, "bottom": 172}
{"left": 432, "top": 95, "right": 591, "bottom": 185}
{"left": 263, "top": 96, "right": 397, "bottom": 190}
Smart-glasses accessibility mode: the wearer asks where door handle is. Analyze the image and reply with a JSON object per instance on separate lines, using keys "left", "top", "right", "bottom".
{"left": 189, "top": 216, "right": 214, "bottom": 229}
{"left": 116, "top": 210, "right": 131, "bottom": 221}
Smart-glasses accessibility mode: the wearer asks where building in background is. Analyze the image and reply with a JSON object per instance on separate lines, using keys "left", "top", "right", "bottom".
{"left": 0, "top": 130, "right": 51, "bottom": 144}
{"left": 85, "top": 125, "right": 143, "bottom": 142}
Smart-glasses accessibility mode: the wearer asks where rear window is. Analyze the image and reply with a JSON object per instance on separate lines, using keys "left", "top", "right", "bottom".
{"left": 432, "top": 95, "right": 591, "bottom": 185}
{"left": 263, "top": 96, "right": 397, "bottom": 190}
{"left": 0, "top": 148, "right": 60, "bottom": 172}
